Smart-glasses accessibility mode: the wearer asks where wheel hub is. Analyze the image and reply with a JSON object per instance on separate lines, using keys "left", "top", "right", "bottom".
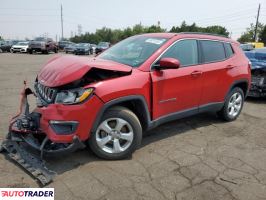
{"left": 95, "top": 118, "right": 134, "bottom": 154}
{"left": 110, "top": 130, "right": 121, "bottom": 139}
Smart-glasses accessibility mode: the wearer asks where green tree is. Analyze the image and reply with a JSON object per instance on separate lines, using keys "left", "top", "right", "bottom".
{"left": 169, "top": 21, "right": 229, "bottom": 36}
{"left": 258, "top": 25, "right": 266, "bottom": 44}
{"left": 70, "top": 24, "right": 166, "bottom": 44}
{"left": 238, "top": 22, "right": 264, "bottom": 43}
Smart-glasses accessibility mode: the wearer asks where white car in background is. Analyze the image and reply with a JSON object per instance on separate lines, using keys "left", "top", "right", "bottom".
{"left": 10, "top": 41, "right": 29, "bottom": 53}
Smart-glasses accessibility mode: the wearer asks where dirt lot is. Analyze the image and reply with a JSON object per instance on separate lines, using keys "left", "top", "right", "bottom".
{"left": 0, "top": 53, "right": 266, "bottom": 200}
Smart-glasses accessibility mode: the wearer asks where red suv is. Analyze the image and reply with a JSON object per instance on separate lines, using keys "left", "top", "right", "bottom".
{"left": 4, "top": 33, "right": 251, "bottom": 161}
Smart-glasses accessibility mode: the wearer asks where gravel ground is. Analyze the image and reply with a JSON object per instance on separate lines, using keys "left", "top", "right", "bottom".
{"left": 0, "top": 53, "right": 266, "bottom": 200}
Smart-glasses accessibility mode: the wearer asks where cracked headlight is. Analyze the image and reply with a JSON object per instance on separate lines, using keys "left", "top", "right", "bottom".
{"left": 55, "top": 88, "right": 94, "bottom": 104}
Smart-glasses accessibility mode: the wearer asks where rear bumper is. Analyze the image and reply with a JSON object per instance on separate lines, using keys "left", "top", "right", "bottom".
{"left": 29, "top": 47, "right": 45, "bottom": 52}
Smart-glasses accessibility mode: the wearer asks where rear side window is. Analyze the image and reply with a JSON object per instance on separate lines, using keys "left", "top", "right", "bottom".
{"left": 224, "top": 43, "right": 234, "bottom": 58}
{"left": 159, "top": 39, "right": 198, "bottom": 66}
{"left": 200, "top": 40, "right": 226, "bottom": 63}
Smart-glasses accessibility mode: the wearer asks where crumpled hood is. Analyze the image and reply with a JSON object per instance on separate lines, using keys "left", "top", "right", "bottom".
{"left": 38, "top": 55, "right": 132, "bottom": 87}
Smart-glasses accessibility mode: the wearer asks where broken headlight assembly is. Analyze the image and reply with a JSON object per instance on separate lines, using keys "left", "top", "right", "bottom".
{"left": 55, "top": 88, "right": 94, "bottom": 104}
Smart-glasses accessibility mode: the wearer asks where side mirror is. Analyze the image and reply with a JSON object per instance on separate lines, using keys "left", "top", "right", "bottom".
{"left": 157, "top": 57, "right": 180, "bottom": 70}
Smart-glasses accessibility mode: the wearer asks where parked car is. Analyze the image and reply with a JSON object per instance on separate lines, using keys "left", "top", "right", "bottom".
{"left": 59, "top": 41, "right": 74, "bottom": 50}
{"left": 64, "top": 43, "right": 77, "bottom": 54}
{"left": 74, "top": 43, "right": 91, "bottom": 55}
{"left": 250, "top": 42, "right": 264, "bottom": 49}
{"left": 244, "top": 48, "right": 266, "bottom": 97}
{"left": 95, "top": 42, "right": 110, "bottom": 54}
{"left": 10, "top": 41, "right": 29, "bottom": 53}
{"left": 0, "top": 40, "right": 19, "bottom": 52}
{"left": 90, "top": 44, "right": 97, "bottom": 54}
{"left": 28, "top": 37, "right": 58, "bottom": 54}
{"left": 3, "top": 32, "right": 251, "bottom": 166}
{"left": 240, "top": 43, "right": 254, "bottom": 51}
{"left": 0, "top": 41, "right": 5, "bottom": 52}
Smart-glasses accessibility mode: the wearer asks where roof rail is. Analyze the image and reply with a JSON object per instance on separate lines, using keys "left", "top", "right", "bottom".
{"left": 177, "top": 32, "right": 229, "bottom": 38}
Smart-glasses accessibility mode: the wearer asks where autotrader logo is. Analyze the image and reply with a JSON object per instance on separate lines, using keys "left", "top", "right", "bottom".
{"left": 0, "top": 188, "right": 54, "bottom": 200}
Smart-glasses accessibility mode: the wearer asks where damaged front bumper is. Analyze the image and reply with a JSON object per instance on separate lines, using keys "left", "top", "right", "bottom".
{"left": 0, "top": 83, "right": 86, "bottom": 185}
{"left": 249, "top": 74, "right": 266, "bottom": 97}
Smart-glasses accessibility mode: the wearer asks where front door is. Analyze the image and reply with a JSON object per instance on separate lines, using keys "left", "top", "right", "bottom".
{"left": 151, "top": 39, "right": 203, "bottom": 119}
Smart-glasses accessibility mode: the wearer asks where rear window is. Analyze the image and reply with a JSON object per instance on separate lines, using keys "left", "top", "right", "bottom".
{"left": 200, "top": 40, "right": 226, "bottom": 63}
{"left": 224, "top": 43, "right": 234, "bottom": 58}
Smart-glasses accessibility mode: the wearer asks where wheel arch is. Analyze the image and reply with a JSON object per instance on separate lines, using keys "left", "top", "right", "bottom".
{"left": 227, "top": 79, "right": 249, "bottom": 99}
{"left": 91, "top": 95, "right": 151, "bottom": 133}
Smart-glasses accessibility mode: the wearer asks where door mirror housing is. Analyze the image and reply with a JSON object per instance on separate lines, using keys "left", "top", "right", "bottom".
{"left": 156, "top": 57, "right": 180, "bottom": 70}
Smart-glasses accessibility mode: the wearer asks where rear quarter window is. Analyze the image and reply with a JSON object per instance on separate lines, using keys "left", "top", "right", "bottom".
{"left": 200, "top": 40, "right": 226, "bottom": 63}
{"left": 224, "top": 43, "right": 234, "bottom": 58}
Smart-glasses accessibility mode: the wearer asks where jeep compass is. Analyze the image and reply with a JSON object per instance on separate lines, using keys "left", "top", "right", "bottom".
{"left": 1, "top": 33, "right": 251, "bottom": 184}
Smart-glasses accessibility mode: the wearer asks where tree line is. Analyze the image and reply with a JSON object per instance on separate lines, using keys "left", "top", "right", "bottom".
{"left": 1, "top": 21, "right": 265, "bottom": 44}
{"left": 70, "top": 21, "right": 266, "bottom": 44}
{"left": 70, "top": 21, "right": 230, "bottom": 44}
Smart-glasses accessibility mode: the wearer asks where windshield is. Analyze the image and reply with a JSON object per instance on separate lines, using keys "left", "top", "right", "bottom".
{"left": 98, "top": 36, "right": 168, "bottom": 67}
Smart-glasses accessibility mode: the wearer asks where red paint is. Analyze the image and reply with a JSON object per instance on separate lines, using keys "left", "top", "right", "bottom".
{"left": 16, "top": 33, "right": 251, "bottom": 143}
{"left": 38, "top": 56, "right": 132, "bottom": 87}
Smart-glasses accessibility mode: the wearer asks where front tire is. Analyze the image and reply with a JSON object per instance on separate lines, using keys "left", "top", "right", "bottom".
{"left": 218, "top": 87, "right": 244, "bottom": 121}
{"left": 89, "top": 106, "right": 142, "bottom": 160}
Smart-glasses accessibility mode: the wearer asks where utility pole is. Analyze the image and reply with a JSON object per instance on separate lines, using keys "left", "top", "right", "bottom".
{"left": 61, "top": 4, "right": 64, "bottom": 41}
{"left": 254, "top": 3, "right": 261, "bottom": 42}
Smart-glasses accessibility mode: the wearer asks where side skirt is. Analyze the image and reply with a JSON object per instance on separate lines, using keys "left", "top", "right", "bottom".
{"left": 148, "top": 102, "right": 224, "bottom": 130}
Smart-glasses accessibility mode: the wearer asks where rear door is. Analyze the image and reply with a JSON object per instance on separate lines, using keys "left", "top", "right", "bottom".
{"left": 198, "top": 40, "right": 230, "bottom": 106}
{"left": 151, "top": 39, "right": 204, "bottom": 119}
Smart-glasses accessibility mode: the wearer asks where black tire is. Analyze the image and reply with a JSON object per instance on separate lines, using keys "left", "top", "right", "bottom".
{"left": 218, "top": 87, "right": 244, "bottom": 122}
{"left": 89, "top": 106, "right": 142, "bottom": 160}
{"left": 28, "top": 49, "right": 33, "bottom": 54}
{"left": 54, "top": 48, "right": 58, "bottom": 53}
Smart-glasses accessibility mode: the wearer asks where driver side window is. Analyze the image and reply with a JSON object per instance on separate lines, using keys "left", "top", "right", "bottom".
{"left": 157, "top": 39, "right": 198, "bottom": 67}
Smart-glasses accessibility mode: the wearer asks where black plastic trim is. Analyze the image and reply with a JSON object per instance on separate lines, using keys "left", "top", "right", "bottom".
{"left": 49, "top": 121, "right": 79, "bottom": 135}
{"left": 227, "top": 79, "right": 250, "bottom": 98}
{"left": 91, "top": 95, "right": 151, "bottom": 133}
{"left": 92, "top": 95, "right": 225, "bottom": 133}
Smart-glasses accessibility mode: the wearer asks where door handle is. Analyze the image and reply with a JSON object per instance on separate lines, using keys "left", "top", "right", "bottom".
{"left": 226, "top": 64, "right": 235, "bottom": 69}
{"left": 191, "top": 71, "right": 202, "bottom": 77}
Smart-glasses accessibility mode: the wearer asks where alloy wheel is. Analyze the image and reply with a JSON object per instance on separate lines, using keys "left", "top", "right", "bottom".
{"left": 227, "top": 92, "right": 243, "bottom": 118}
{"left": 95, "top": 118, "right": 134, "bottom": 154}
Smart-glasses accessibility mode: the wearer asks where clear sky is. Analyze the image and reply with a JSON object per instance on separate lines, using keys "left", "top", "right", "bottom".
{"left": 0, "top": 0, "right": 265, "bottom": 41}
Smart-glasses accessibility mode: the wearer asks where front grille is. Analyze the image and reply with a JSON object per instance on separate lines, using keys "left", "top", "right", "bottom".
{"left": 35, "top": 82, "right": 57, "bottom": 104}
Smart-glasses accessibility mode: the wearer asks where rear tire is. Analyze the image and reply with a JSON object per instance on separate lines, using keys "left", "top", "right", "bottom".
{"left": 89, "top": 106, "right": 142, "bottom": 160}
{"left": 218, "top": 87, "right": 244, "bottom": 121}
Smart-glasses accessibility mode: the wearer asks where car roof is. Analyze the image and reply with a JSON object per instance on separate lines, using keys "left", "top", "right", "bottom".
{"left": 139, "top": 32, "right": 237, "bottom": 44}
